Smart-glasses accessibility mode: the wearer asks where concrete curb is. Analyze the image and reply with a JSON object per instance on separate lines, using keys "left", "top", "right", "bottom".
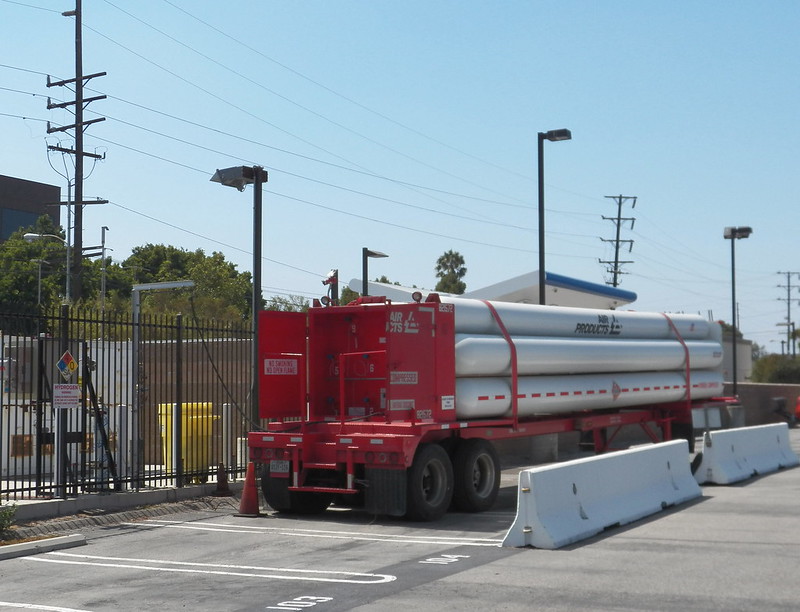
{"left": 0, "top": 533, "right": 87, "bottom": 561}
{"left": 11, "top": 481, "right": 243, "bottom": 523}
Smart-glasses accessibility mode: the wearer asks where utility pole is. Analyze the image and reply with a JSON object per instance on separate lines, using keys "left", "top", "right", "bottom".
{"left": 599, "top": 195, "right": 637, "bottom": 287}
{"left": 46, "top": 0, "right": 105, "bottom": 301}
{"left": 777, "top": 271, "right": 800, "bottom": 357}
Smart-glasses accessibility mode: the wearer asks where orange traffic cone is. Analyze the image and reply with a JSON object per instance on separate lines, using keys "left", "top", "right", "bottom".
{"left": 236, "top": 462, "right": 261, "bottom": 517}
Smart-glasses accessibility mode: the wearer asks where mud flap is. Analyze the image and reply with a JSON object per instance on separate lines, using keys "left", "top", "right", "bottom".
{"left": 365, "top": 467, "right": 406, "bottom": 517}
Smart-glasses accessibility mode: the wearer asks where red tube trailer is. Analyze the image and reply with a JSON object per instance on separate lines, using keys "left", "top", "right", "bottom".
{"left": 248, "top": 295, "right": 734, "bottom": 521}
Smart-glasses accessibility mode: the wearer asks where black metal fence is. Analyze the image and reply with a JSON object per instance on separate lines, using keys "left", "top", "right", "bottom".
{"left": 1, "top": 305, "right": 253, "bottom": 500}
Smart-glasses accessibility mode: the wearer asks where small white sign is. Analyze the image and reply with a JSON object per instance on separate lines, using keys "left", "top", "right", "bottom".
{"left": 53, "top": 383, "right": 80, "bottom": 410}
{"left": 263, "top": 358, "right": 298, "bottom": 375}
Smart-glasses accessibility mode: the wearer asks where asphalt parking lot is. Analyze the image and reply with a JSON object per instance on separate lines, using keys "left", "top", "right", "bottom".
{"left": 1, "top": 429, "right": 799, "bottom": 611}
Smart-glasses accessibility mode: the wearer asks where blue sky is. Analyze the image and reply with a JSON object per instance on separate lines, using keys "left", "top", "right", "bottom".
{"left": 1, "top": 1, "right": 798, "bottom": 353}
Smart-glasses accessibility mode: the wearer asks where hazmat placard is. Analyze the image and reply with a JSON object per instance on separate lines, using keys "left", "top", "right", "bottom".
{"left": 57, "top": 350, "right": 78, "bottom": 381}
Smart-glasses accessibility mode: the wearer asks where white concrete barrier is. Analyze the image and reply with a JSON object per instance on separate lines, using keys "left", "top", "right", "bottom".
{"left": 502, "top": 440, "right": 700, "bottom": 549}
{"left": 693, "top": 423, "right": 800, "bottom": 485}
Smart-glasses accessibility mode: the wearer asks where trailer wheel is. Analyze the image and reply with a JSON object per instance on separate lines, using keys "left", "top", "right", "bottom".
{"left": 452, "top": 439, "right": 500, "bottom": 512}
{"left": 405, "top": 443, "right": 453, "bottom": 521}
{"left": 672, "top": 422, "right": 696, "bottom": 453}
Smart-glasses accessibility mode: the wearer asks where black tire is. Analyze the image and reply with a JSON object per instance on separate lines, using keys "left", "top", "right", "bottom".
{"left": 672, "top": 422, "right": 696, "bottom": 454}
{"left": 405, "top": 443, "right": 454, "bottom": 521}
{"left": 452, "top": 439, "right": 500, "bottom": 512}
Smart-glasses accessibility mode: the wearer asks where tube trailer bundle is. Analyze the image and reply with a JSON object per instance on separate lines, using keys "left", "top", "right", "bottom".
{"left": 248, "top": 295, "right": 731, "bottom": 521}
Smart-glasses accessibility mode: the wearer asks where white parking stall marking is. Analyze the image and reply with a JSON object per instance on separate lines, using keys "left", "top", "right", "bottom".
{"left": 24, "top": 552, "right": 396, "bottom": 584}
{"left": 127, "top": 520, "right": 504, "bottom": 547}
{"left": 0, "top": 603, "right": 92, "bottom": 612}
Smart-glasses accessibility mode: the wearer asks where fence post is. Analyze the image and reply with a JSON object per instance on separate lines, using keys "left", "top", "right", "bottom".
{"left": 222, "top": 402, "right": 232, "bottom": 479}
{"left": 175, "top": 313, "right": 184, "bottom": 487}
{"left": 131, "top": 302, "right": 141, "bottom": 491}
{"left": 55, "top": 304, "right": 69, "bottom": 499}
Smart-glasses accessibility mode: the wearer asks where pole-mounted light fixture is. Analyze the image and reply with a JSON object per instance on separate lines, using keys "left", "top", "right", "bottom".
{"left": 362, "top": 247, "right": 389, "bottom": 297}
{"left": 723, "top": 225, "right": 752, "bottom": 396}
{"left": 537, "top": 129, "right": 572, "bottom": 305}
{"left": 24, "top": 232, "right": 71, "bottom": 301}
{"left": 211, "top": 165, "right": 268, "bottom": 425}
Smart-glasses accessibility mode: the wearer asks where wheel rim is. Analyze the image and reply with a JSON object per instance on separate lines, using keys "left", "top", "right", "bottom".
{"left": 421, "top": 459, "right": 447, "bottom": 506}
{"left": 471, "top": 453, "right": 495, "bottom": 498}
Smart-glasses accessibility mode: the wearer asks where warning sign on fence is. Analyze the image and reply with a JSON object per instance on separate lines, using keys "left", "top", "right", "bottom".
{"left": 53, "top": 383, "right": 80, "bottom": 410}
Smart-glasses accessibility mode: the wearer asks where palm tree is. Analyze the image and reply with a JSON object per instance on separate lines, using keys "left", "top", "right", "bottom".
{"left": 435, "top": 250, "right": 467, "bottom": 294}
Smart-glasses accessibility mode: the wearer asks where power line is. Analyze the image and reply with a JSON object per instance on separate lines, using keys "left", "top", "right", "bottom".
{"left": 159, "top": 0, "right": 536, "bottom": 188}
{"left": 101, "top": 0, "right": 527, "bottom": 211}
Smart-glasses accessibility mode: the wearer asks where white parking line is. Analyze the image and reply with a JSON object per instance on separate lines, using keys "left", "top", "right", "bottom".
{"left": 24, "top": 552, "right": 396, "bottom": 584}
{"left": 127, "top": 520, "right": 504, "bottom": 547}
{"left": 0, "top": 603, "right": 92, "bottom": 612}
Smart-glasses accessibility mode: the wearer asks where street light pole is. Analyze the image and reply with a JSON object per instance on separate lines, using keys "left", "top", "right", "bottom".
{"left": 537, "top": 129, "right": 572, "bottom": 305}
{"left": 723, "top": 226, "right": 752, "bottom": 396}
{"left": 362, "top": 247, "right": 389, "bottom": 297}
{"left": 24, "top": 233, "right": 69, "bottom": 301}
{"left": 30, "top": 258, "right": 49, "bottom": 305}
{"left": 211, "top": 165, "right": 268, "bottom": 426}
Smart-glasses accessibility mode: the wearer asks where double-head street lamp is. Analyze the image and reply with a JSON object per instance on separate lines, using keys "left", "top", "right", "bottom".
{"left": 24, "top": 232, "right": 71, "bottom": 301}
{"left": 537, "top": 129, "right": 572, "bottom": 305}
{"left": 723, "top": 226, "right": 752, "bottom": 396}
{"left": 362, "top": 247, "right": 389, "bottom": 297}
{"left": 211, "top": 165, "right": 268, "bottom": 425}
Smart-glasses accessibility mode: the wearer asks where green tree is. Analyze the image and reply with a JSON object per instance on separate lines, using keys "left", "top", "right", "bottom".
{"left": 0, "top": 215, "right": 68, "bottom": 309}
{"left": 751, "top": 354, "right": 800, "bottom": 383}
{"left": 119, "top": 244, "right": 253, "bottom": 319}
{"left": 340, "top": 286, "right": 359, "bottom": 304}
{"left": 434, "top": 249, "right": 467, "bottom": 294}
{"left": 265, "top": 294, "right": 310, "bottom": 312}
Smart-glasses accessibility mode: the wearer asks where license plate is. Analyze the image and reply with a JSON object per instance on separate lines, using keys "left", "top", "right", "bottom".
{"left": 270, "top": 459, "right": 290, "bottom": 474}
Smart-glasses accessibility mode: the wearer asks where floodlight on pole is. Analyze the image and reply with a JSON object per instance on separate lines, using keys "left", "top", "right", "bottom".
{"left": 537, "top": 129, "right": 572, "bottom": 305}
{"left": 723, "top": 226, "right": 752, "bottom": 396}
{"left": 362, "top": 247, "right": 389, "bottom": 296}
{"left": 211, "top": 165, "right": 268, "bottom": 425}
